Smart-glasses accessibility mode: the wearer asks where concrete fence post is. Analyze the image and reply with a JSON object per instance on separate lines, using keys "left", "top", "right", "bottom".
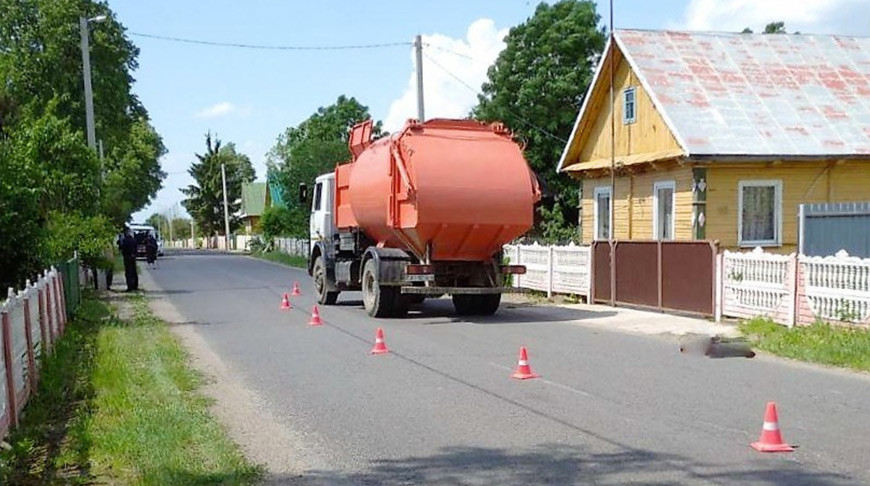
{"left": 546, "top": 246, "right": 554, "bottom": 299}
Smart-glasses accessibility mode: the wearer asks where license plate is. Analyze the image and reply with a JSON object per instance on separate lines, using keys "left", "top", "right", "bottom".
{"left": 405, "top": 274, "right": 435, "bottom": 282}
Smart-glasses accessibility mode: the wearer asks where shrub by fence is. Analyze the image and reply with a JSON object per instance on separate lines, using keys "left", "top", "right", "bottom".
{"left": 1, "top": 257, "right": 79, "bottom": 441}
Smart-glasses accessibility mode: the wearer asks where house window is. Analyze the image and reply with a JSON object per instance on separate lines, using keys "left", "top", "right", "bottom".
{"left": 594, "top": 186, "right": 612, "bottom": 240}
{"left": 313, "top": 182, "right": 323, "bottom": 212}
{"left": 623, "top": 87, "right": 636, "bottom": 124}
{"left": 653, "top": 180, "right": 675, "bottom": 240}
{"left": 738, "top": 180, "right": 782, "bottom": 247}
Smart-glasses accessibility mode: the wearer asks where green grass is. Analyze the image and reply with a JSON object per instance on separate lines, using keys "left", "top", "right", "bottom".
{"left": 0, "top": 292, "right": 263, "bottom": 485}
{"left": 251, "top": 250, "right": 308, "bottom": 269}
{"left": 740, "top": 317, "right": 870, "bottom": 372}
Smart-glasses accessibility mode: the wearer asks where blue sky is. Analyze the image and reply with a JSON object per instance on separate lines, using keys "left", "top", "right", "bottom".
{"left": 109, "top": 0, "right": 867, "bottom": 222}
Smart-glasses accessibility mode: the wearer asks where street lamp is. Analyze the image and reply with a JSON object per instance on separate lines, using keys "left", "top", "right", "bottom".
{"left": 80, "top": 14, "right": 107, "bottom": 150}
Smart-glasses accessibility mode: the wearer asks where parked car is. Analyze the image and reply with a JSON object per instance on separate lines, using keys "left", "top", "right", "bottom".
{"left": 128, "top": 224, "right": 164, "bottom": 257}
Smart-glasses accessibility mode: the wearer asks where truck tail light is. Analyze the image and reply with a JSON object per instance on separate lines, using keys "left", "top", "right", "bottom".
{"left": 500, "top": 265, "right": 526, "bottom": 275}
{"left": 406, "top": 264, "right": 436, "bottom": 275}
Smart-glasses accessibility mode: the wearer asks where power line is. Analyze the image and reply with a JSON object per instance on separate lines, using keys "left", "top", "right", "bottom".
{"left": 423, "top": 43, "right": 482, "bottom": 62}
{"left": 129, "top": 32, "right": 412, "bottom": 51}
{"left": 422, "top": 52, "right": 567, "bottom": 144}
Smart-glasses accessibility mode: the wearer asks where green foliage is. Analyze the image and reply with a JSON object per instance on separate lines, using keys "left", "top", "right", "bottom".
{"left": 740, "top": 317, "right": 870, "bottom": 372}
{"left": 101, "top": 119, "right": 167, "bottom": 226}
{"left": 181, "top": 133, "right": 255, "bottom": 237}
{"left": 0, "top": 134, "right": 44, "bottom": 289}
{"left": 474, "top": 0, "right": 605, "bottom": 236}
{"left": 252, "top": 251, "right": 308, "bottom": 269}
{"left": 0, "top": 0, "right": 165, "bottom": 286}
{"left": 764, "top": 21, "right": 786, "bottom": 34}
{"left": 269, "top": 95, "right": 382, "bottom": 235}
{"left": 261, "top": 205, "right": 305, "bottom": 240}
{"left": 45, "top": 211, "right": 115, "bottom": 269}
{"left": 537, "top": 202, "right": 580, "bottom": 244}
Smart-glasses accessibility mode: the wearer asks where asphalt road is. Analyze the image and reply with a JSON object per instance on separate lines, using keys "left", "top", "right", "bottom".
{"left": 144, "top": 252, "right": 870, "bottom": 485}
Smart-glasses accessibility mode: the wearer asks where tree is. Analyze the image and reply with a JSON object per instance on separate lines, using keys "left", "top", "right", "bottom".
{"left": 269, "top": 95, "right": 382, "bottom": 235}
{"left": 473, "top": 0, "right": 606, "bottom": 241}
{"left": 181, "top": 134, "right": 255, "bottom": 237}
{"left": 742, "top": 22, "right": 791, "bottom": 34}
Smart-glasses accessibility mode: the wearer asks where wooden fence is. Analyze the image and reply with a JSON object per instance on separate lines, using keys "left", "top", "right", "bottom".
{"left": 1, "top": 259, "right": 79, "bottom": 441}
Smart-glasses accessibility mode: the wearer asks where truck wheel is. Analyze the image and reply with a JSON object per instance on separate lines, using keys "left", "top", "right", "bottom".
{"left": 362, "top": 260, "right": 395, "bottom": 318}
{"left": 313, "top": 256, "right": 339, "bottom": 305}
{"left": 452, "top": 293, "right": 501, "bottom": 316}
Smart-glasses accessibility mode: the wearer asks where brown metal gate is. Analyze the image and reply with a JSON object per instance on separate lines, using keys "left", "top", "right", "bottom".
{"left": 591, "top": 240, "right": 717, "bottom": 316}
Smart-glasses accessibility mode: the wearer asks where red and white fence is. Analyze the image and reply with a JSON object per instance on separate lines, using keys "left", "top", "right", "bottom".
{"left": 1, "top": 267, "right": 69, "bottom": 440}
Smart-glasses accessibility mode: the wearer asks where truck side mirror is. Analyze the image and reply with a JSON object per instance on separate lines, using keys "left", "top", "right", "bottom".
{"left": 298, "top": 183, "right": 308, "bottom": 204}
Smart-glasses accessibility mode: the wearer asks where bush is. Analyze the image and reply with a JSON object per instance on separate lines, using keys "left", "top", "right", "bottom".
{"left": 261, "top": 206, "right": 306, "bottom": 240}
{"left": 45, "top": 212, "right": 116, "bottom": 270}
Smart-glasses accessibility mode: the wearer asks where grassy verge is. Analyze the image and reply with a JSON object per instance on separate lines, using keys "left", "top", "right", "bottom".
{"left": 740, "top": 317, "right": 870, "bottom": 372}
{"left": 251, "top": 250, "right": 308, "bottom": 269}
{"left": 0, "top": 292, "right": 263, "bottom": 485}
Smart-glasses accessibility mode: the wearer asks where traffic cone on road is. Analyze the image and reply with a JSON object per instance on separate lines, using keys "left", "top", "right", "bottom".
{"left": 751, "top": 402, "right": 794, "bottom": 452}
{"left": 370, "top": 328, "right": 389, "bottom": 355}
{"left": 511, "top": 346, "right": 539, "bottom": 380}
{"left": 280, "top": 293, "right": 291, "bottom": 310}
{"left": 291, "top": 281, "right": 302, "bottom": 296}
{"left": 308, "top": 305, "right": 323, "bottom": 326}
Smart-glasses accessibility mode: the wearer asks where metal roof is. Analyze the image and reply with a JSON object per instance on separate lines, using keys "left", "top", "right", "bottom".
{"left": 615, "top": 29, "right": 870, "bottom": 157}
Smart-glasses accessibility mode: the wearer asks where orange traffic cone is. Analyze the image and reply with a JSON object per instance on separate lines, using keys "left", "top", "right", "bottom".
{"left": 280, "top": 293, "right": 291, "bottom": 310}
{"left": 291, "top": 281, "right": 302, "bottom": 296}
{"left": 511, "top": 346, "right": 539, "bottom": 380}
{"left": 370, "top": 328, "right": 389, "bottom": 355}
{"left": 751, "top": 402, "right": 794, "bottom": 452}
{"left": 308, "top": 305, "right": 323, "bottom": 326}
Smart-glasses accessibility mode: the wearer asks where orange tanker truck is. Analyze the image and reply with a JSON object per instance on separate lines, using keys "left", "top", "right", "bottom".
{"left": 304, "top": 118, "right": 541, "bottom": 318}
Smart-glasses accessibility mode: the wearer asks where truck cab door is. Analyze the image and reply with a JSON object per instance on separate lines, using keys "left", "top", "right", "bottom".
{"left": 310, "top": 175, "right": 336, "bottom": 247}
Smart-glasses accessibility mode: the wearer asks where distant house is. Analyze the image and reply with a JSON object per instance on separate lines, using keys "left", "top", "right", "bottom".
{"left": 240, "top": 182, "right": 266, "bottom": 235}
{"left": 240, "top": 175, "right": 287, "bottom": 235}
{"left": 558, "top": 29, "right": 870, "bottom": 252}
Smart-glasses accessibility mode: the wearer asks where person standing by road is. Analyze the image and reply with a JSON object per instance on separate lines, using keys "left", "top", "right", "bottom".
{"left": 120, "top": 228, "right": 139, "bottom": 291}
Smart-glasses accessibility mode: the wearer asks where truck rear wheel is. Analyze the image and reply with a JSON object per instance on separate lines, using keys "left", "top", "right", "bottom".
{"left": 313, "top": 256, "right": 339, "bottom": 305}
{"left": 452, "top": 293, "right": 501, "bottom": 316}
{"left": 362, "top": 259, "right": 398, "bottom": 318}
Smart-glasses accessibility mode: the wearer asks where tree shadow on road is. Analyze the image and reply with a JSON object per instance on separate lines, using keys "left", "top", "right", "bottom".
{"left": 246, "top": 442, "right": 853, "bottom": 485}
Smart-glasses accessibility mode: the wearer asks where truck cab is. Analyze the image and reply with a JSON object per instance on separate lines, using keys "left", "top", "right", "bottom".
{"left": 309, "top": 173, "right": 337, "bottom": 256}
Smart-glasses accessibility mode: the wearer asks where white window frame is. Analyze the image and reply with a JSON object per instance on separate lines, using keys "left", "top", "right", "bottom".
{"left": 737, "top": 180, "right": 783, "bottom": 247}
{"left": 593, "top": 186, "right": 612, "bottom": 240}
{"left": 623, "top": 87, "right": 636, "bottom": 125}
{"left": 652, "top": 180, "right": 676, "bottom": 240}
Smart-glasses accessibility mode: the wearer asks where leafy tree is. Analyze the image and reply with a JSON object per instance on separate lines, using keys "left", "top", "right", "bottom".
{"left": 101, "top": 119, "right": 167, "bottom": 226}
{"left": 269, "top": 95, "right": 382, "bottom": 235}
{"left": 181, "top": 134, "right": 255, "bottom": 237}
{"left": 44, "top": 211, "right": 115, "bottom": 270}
{"left": 764, "top": 21, "right": 786, "bottom": 34}
{"left": 742, "top": 22, "right": 792, "bottom": 34}
{"left": 0, "top": 135, "right": 44, "bottom": 289}
{"left": 473, "top": 0, "right": 606, "bottom": 240}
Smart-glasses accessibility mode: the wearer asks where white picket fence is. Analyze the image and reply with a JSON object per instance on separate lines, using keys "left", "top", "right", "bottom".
{"left": 719, "top": 248, "right": 870, "bottom": 327}
{"left": 1, "top": 267, "right": 71, "bottom": 440}
{"left": 503, "top": 243, "right": 592, "bottom": 300}
{"left": 273, "top": 237, "right": 310, "bottom": 258}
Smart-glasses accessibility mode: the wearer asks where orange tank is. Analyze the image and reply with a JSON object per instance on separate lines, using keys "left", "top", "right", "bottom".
{"left": 335, "top": 119, "right": 540, "bottom": 261}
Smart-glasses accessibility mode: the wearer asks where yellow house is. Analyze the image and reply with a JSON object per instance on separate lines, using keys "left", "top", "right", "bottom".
{"left": 558, "top": 29, "right": 870, "bottom": 252}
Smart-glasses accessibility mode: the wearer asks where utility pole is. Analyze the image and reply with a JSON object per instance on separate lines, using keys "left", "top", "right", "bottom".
{"left": 608, "top": 0, "right": 616, "bottom": 307}
{"left": 221, "top": 162, "right": 231, "bottom": 251}
{"left": 80, "top": 17, "right": 96, "bottom": 150}
{"left": 414, "top": 34, "right": 425, "bottom": 122}
{"left": 167, "top": 206, "right": 174, "bottom": 244}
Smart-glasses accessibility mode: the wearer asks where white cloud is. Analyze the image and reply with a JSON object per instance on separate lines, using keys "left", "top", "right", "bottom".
{"left": 194, "top": 101, "right": 252, "bottom": 119}
{"left": 676, "top": 0, "right": 870, "bottom": 35}
{"left": 383, "top": 18, "right": 509, "bottom": 132}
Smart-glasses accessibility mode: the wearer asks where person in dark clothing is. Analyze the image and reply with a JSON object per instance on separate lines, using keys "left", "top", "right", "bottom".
{"left": 145, "top": 233, "right": 158, "bottom": 269}
{"left": 120, "top": 228, "right": 139, "bottom": 291}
